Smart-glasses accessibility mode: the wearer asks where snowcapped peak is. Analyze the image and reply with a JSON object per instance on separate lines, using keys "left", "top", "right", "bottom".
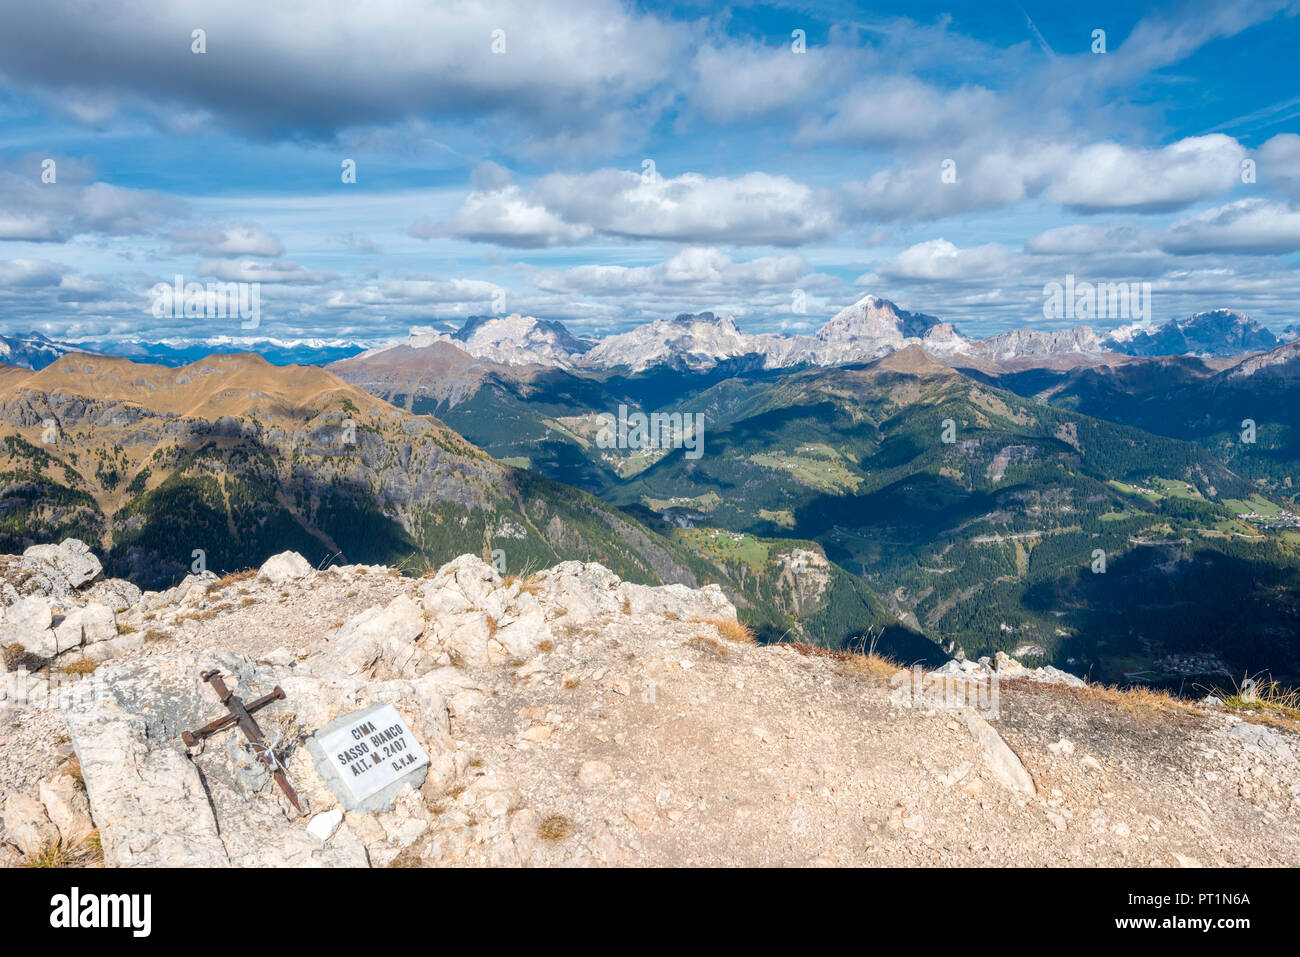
{"left": 1103, "top": 308, "right": 1278, "bottom": 357}
{"left": 581, "top": 310, "right": 751, "bottom": 372}
{"left": 816, "top": 294, "right": 946, "bottom": 344}
{"left": 1104, "top": 319, "right": 1155, "bottom": 344}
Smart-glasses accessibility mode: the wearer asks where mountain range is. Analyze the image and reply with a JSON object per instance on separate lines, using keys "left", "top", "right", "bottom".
{"left": 348, "top": 296, "right": 1291, "bottom": 375}
{"left": 5, "top": 294, "right": 1290, "bottom": 374}
{"left": 0, "top": 351, "right": 893, "bottom": 657}
{"left": 331, "top": 326, "right": 1300, "bottom": 683}
{"left": 0, "top": 332, "right": 371, "bottom": 370}
{"left": 3, "top": 292, "right": 1300, "bottom": 685}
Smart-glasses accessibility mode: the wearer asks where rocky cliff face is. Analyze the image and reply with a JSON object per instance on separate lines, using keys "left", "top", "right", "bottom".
{"left": 3, "top": 540, "right": 1298, "bottom": 868}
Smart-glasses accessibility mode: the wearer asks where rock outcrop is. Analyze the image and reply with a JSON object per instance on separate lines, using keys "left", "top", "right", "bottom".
{"left": 0, "top": 539, "right": 138, "bottom": 679}
{"left": 2, "top": 540, "right": 1298, "bottom": 868}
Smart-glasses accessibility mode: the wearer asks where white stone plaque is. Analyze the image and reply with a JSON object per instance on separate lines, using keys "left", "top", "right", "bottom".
{"left": 312, "top": 704, "right": 430, "bottom": 806}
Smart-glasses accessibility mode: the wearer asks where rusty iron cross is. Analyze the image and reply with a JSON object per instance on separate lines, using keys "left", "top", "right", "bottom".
{"left": 181, "top": 669, "right": 302, "bottom": 813}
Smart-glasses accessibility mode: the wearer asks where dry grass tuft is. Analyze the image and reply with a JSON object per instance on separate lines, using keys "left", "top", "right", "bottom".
{"left": 538, "top": 814, "right": 572, "bottom": 842}
{"left": 1073, "top": 682, "right": 1199, "bottom": 718}
{"left": 696, "top": 617, "right": 755, "bottom": 644}
{"left": 1219, "top": 674, "right": 1300, "bottom": 727}
{"left": 21, "top": 832, "right": 103, "bottom": 868}
{"left": 781, "top": 641, "right": 904, "bottom": 682}
{"left": 60, "top": 657, "right": 99, "bottom": 676}
{"left": 1006, "top": 677, "right": 1204, "bottom": 726}
{"left": 215, "top": 569, "right": 256, "bottom": 588}
{"left": 3, "top": 642, "right": 47, "bottom": 672}
{"left": 838, "top": 652, "right": 906, "bottom": 682}
{"left": 688, "top": 633, "right": 729, "bottom": 659}
{"left": 63, "top": 756, "right": 84, "bottom": 786}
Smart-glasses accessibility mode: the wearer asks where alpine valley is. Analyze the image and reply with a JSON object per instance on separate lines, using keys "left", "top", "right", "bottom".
{"left": 6, "top": 295, "right": 1300, "bottom": 688}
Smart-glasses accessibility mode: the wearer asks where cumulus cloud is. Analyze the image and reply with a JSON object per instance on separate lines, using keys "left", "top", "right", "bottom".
{"left": 1044, "top": 135, "right": 1246, "bottom": 212}
{"left": 1256, "top": 134, "right": 1300, "bottom": 199}
{"left": 197, "top": 259, "right": 334, "bottom": 284}
{"left": 325, "top": 277, "right": 504, "bottom": 311}
{"left": 0, "top": 0, "right": 684, "bottom": 150}
{"left": 445, "top": 167, "right": 839, "bottom": 247}
{"left": 846, "top": 135, "right": 1250, "bottom": 224}
{"left": 170, "top": 225, "right": 284, "bottom": 258}
{"left": 1161, "top": 199, "right": 1300, "bottom": 254}
{"left": 1024, "top": 224, "right": 1151, "bottom": 255}
{"left": 526, "top": 247, "right": 841, "bottom": 325}
{"left": 0, "top": 166, "right": 181, "bottom": 242}
{"left": 439, "top": 184, "right": 595, "bottom": 247}
{"left": 0, "top": 258, "right": 69, "bottom": 288}
{"left": 688, "top": 42, "right": 854, "bottom": 123}
{"left": 845, "top": 147, "right": 1064, "bottom": 223}
{"left": 815, "top": 77, "right": 1002, "bottom": 146}
{"left": 872, "top": 239, "right": 1016, "bottom": 283}
{"left": 537, "top": 247, "right": 810, "bottom": 295}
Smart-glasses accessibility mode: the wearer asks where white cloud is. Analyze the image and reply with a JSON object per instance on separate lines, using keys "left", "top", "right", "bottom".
{"left": 537, "top": 247, "right": 809, "bottom": 295}
{"left": 528, "top": 247, "right": 836, "bottom": 324}
{"left": 0, "top": 0, "right": 685, "bottom": 152}
{"left": 325, "top": 277, "right": 503, "bottom": 311}
{"left": 1024, "top": 224, "right": 1150, "bottom": 255}
{"left": 872, "top": 239, "right": 1016, "bottom": 283}
{"left": 197, "top": 260, "right": 334, "bottom": 283}
{"left": 846, "top": 135, "right": 1251, "bottom": 224}
{"left": 171, "top": 225, "right": 285, "bottom": 258}
{"left": 1044, "top": 135, "right": 1246, "bottom": 212}
{"left": 0, "top": 258, "right": 68, "bottom": 288}
{"left": 688, "top": 42, "right": 851, "bottom": 122}
{"left": 1256, "top": 133, "right": 1300, "bottom": 199}
{"left": 439, "top": 184, "right": 595, "bottom": 247}
{"left": 845, "top": 146, "right": 1064, "bottom": 222}
{"left": 815, "top": 77, "right": 1002, "bottom": 146}
{"left": 1161, "top": 199, "right": 1300, "bottom": 254}
{"left": 446, "top": 168, "right": 839, "bottom": 247}
{"left": 0, "top": 165, "right": 181, "bottom": 241}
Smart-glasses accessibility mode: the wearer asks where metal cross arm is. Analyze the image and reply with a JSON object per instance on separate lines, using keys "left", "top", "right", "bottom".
{"left": 181, "top": 669, "right": 303, "bottom": 813}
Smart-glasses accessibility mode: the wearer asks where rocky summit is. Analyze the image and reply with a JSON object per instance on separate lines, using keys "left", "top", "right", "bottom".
{"left": 1, "top": 539, "right": 1297, "bottom": 867}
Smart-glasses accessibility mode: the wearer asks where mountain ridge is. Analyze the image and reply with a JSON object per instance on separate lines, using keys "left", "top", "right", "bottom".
{"left": 352, "top": 297, "right": 1292, "bottom": 375}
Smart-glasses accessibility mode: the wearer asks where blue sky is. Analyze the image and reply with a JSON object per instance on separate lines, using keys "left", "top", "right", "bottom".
{"left": 0, "top": 0, "right": 1298, "bottom": 345}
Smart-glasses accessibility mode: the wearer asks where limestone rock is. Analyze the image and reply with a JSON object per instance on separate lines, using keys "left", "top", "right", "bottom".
{"left": 258, "top": 551, "right": 313, "bottom": 584}
{"left": 577, "top": 760, "right": 613, "bottom": 788}
{"left": 83, "top": 578, "right": 142, "bottom": 612}
{"left": 1228, "top": 722, "right": 1295, "bottom": 762}
{"left": 54, "top": 603, "right": 117, "bottom": 650}
{"left": 60, "top": 650, "right": 454, "bottom": 866}
{"left": 307, "top": 809, "right": 344, "bottom": 843}
{"left": 0, "top": 595, "right": 57, "bottom": 659}
{"left": 19, "top": 539, "right": 102, "bottom": 597}
{"left": 3, "top": 793, "right": 58, "bottom": 857}
{"left": 963, "top": 711, "right": 1035, "bottom": 795}
{"left": 444, "top": 612, "right": 492, "bottom": 669}
{"left": 930, "top": 654, "right": 1086, "bottom": 689}
{"left": 310, "top": 594, "right": 427, "bottom": 678}
{"left": 992, "top": 651, "right": 1026, "bottom": 677}
{"left": 528, "top": 560, "right": 737, "bottom": 625}
{"left": 39, "top": 772, "right": 94, "bottom": 845}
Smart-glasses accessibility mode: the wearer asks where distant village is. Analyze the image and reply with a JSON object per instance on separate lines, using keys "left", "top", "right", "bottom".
{"left": 1237, "top": 508, "right": 1300, "bottom": 530}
